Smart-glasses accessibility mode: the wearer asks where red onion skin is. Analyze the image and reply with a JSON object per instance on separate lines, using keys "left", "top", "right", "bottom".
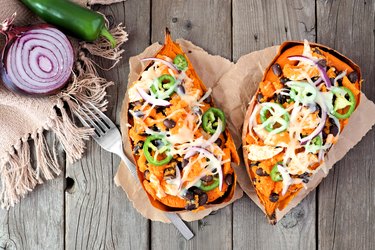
{"left": 0, "top": 23, "right": 73, "bottom": 96}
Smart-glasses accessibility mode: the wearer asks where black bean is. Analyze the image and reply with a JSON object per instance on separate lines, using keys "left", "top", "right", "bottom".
{"left": 133, "top": 110, "right": 144, "bottom": 118}
{"left": 176, "top": 84, "right": 186, "bottom": 94}
{"left": 225, "top": 174, "right": 234, "bottom": 185}
{"left": 163, "top": 119, "right": 176, "bottom": 129}
{"left": 204, "top": 95, "right": 212, "bottom": 103}
{"left": 272, "top": 63, "right": 282, "bottom": 77}
{"left": 155, "top": 106, "right": 167, "bottom": 115}
{"left": 257, "top": 93, "right": 264, "bottom": 103}
{"left": 317, "top": 59, "right": 327, "bottom": 68}
{"left": 189, "top": 186, "right": 204, "bottom": 195}
{"left": 144, "top": 170, "right": 150, "bottom": 181}
{"left": 215, "top": 138, "right": 222, "bottom": 147}
{"left": 184, "top": 190, "right": 195, "bottom": 200}
{"left": 133, "top": 141, "right": 144, "bottom": 154}
{"left": 276, "top": 93, "right": 287, "bottom": 104}
{"left": 185, "top": 202, "right": 197, "bottom": 210}
{"left": 348, "top": 71, "right": 358, "bottom": 83}
{"left": 330, "top": 118, "right": 339, "bottom": 136}
{"left": 150, "top": 124, "right": 160, "bottom": 132}
{"left": 280, "top": 77, "right": 289, "bottom": 84}
{"left": 256, "top": 168, "right": 269, "bottom": 176}
{"left": 198, "top": 193, "right": 208, "bottom": 206}
{"left": 201, "top": 175, "right": 214, "bottom": 183}
{"left": 192, "top": 106, "right": 203, "bottom": 116}
{"left": 269, "top": 193, "right": 279, "bottom": 202}
{"left": 163, "top": 167, "right": 176, "bottom": 179}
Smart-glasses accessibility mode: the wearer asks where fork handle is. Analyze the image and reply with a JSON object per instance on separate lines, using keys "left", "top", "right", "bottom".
{"left": 116, "top": 150, "right": 194, "bottom": 240}
{"left": 118, "top": 152, "right": 138, "bottom": 178}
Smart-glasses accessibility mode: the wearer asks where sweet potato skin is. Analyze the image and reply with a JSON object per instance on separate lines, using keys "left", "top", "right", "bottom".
{"left": 242, "top": 41, "right": 362, "bottom": 224}
{"left": 127, "top": 30, "right": 239, "bottom": 212}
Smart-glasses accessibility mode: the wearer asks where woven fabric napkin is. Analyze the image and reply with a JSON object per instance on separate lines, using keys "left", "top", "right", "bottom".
{"left": 0, "top": 0, "right": 126, "bottom": 209}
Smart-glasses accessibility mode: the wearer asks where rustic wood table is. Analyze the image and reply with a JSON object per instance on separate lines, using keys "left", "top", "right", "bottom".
{"left": 0, "top": 0, "right": 374, "bottom": 249}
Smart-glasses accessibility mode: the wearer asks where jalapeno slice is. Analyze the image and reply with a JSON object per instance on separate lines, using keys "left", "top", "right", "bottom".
{"left": 202, "top": 108, "right": 226, "bottom": 134}
{"left": 288, "top": 81, "right": 317, "bottom": 105}
{"left": 331, "top": 86, "right": 356, "bottom": 119}
{"left": 150, "top": 74, "right": 177, "bottom": 100}
{"left": 173, "top": 54, "right": 188, "bottom": 71}
{"left": 143, "top": 135, "right": 173, "bottom": 166}
{"left": 198, "top": 177, "right": 219, "bottom": 191}
{"left": 260, "top": 103, "right": 290, "bottom": 134}
{"left": 305, "top": 135, "right": 323, "bottom": 153}
{"left": 270, "top": 163, "right": 283, "bottom": 182}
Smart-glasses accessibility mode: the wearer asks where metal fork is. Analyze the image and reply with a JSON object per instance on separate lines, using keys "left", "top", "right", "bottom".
{"left": 75, "top": 102, "right": 194, "bottom": 241}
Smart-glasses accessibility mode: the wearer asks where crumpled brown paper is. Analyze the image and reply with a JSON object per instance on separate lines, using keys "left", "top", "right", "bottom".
{"left": 115, "top": 39, "right": 243, "bottom": 223}
{"left": 115, "top": 40, "right": 375, "bottom": 223}
{"left": 219, "top": 47, "right": 375, "bottom": 221}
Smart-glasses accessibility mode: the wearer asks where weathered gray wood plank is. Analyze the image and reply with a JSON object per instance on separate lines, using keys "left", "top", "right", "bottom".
{"left": 65, "top": 1, "right": 151, "bottom": 249}
{"left": 317, "top": 1, "right": 375, "bottom": 249}
{"left": 232, "top": 1, "right": 317, "bottom": 249}
{"left": 0, "top": 133, "right": 65, "bottom": 250}
{"left": 150, "top": 0, "right": 233, "bottom": 249}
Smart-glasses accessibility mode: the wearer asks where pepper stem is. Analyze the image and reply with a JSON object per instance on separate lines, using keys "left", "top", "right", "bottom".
{"left": 100, "top": 27, "right": 116, "bottom": 48}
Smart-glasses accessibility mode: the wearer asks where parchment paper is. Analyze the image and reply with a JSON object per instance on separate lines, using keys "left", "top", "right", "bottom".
{"left": 220, "top": 48, "right": 375, "bottom": 221}
{"left": 115, "top": 39, "right": 243, "bottom": 223}
{"left": 115, "top": 40, "right": 375, "bottom": 223}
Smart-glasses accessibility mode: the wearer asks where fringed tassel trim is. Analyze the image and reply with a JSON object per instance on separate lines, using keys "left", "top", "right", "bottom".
{"left": 0, "top": 21, "right": 127, "bottom": 209}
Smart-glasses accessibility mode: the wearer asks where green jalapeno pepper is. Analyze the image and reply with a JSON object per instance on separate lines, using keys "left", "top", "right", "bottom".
{"left": 143, "top": 135, "right": 172, "bottom": 166}
{"left": 260, "top": 103, "right": 290, "bottom": 134}
{"left": 173, "top": 54, "right": 188, "bottom": 71}
{"left": 270, "top": 163, "right": 283, "bottom": 182}
{"left": 21, "top": 0, "right": 117, "bottom": 48}
{"left": 150, "top": 74, "right": 177, "bottom": 99}
{"left": 331, "top": 86, "right": 356, "bottom": 119}
{"left": 305, "top": 135, "right": 323, "bottom": 153}
{"left": 288, "top": 81, "right": 317, "bottom": 105}
{"left": 202, "top": 108, "right": 226, "bottom": 134}
{"left": 198, "top": 177, "right": 219, "bottom": 191}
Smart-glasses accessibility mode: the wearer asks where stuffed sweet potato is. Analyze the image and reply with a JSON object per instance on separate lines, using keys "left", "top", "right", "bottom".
{"left": 242, "top": 40, "right": 361, "bottom": 224}
{"left": 126, "top": 29, "right": 240, "bottom": 212}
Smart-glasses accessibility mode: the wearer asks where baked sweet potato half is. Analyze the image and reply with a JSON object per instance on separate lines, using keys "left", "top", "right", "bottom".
{"left": 126, "top": 29, "right": 240, "bottom": 212}
{"left": 242, "top": 40, "right": 361, "bottom": 224}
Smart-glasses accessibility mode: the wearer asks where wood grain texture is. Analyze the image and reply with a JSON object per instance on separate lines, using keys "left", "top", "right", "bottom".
{"left": 317, "top": 0, "right": 375, "bottom": 249}
{"left": 0, "top": 1, "right": 374, "bottom": 249}
{"left": 65, "top": 1, "right": 151, "bottom": 250}
{"left": 0, "top": 134, "right": 65, "bottom": 250}
{"left": 150, "top": 0, "right": 233, "bottom": 249}
{"left": 151, "top": 0, "right": 232, "bottom": 59}
{"left": 232, "top": 1, "right": 317, "bottom": 249}
{"left": 232, "top": 0, "right": 316, "bottom": 61}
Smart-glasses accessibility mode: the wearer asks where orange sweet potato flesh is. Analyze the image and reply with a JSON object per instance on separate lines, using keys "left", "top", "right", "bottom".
{"left": 127, "top": 29, "right": 239, "bottom": 212}
{"left": 242, "top": 41, "right": 362, "bottom": 224}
